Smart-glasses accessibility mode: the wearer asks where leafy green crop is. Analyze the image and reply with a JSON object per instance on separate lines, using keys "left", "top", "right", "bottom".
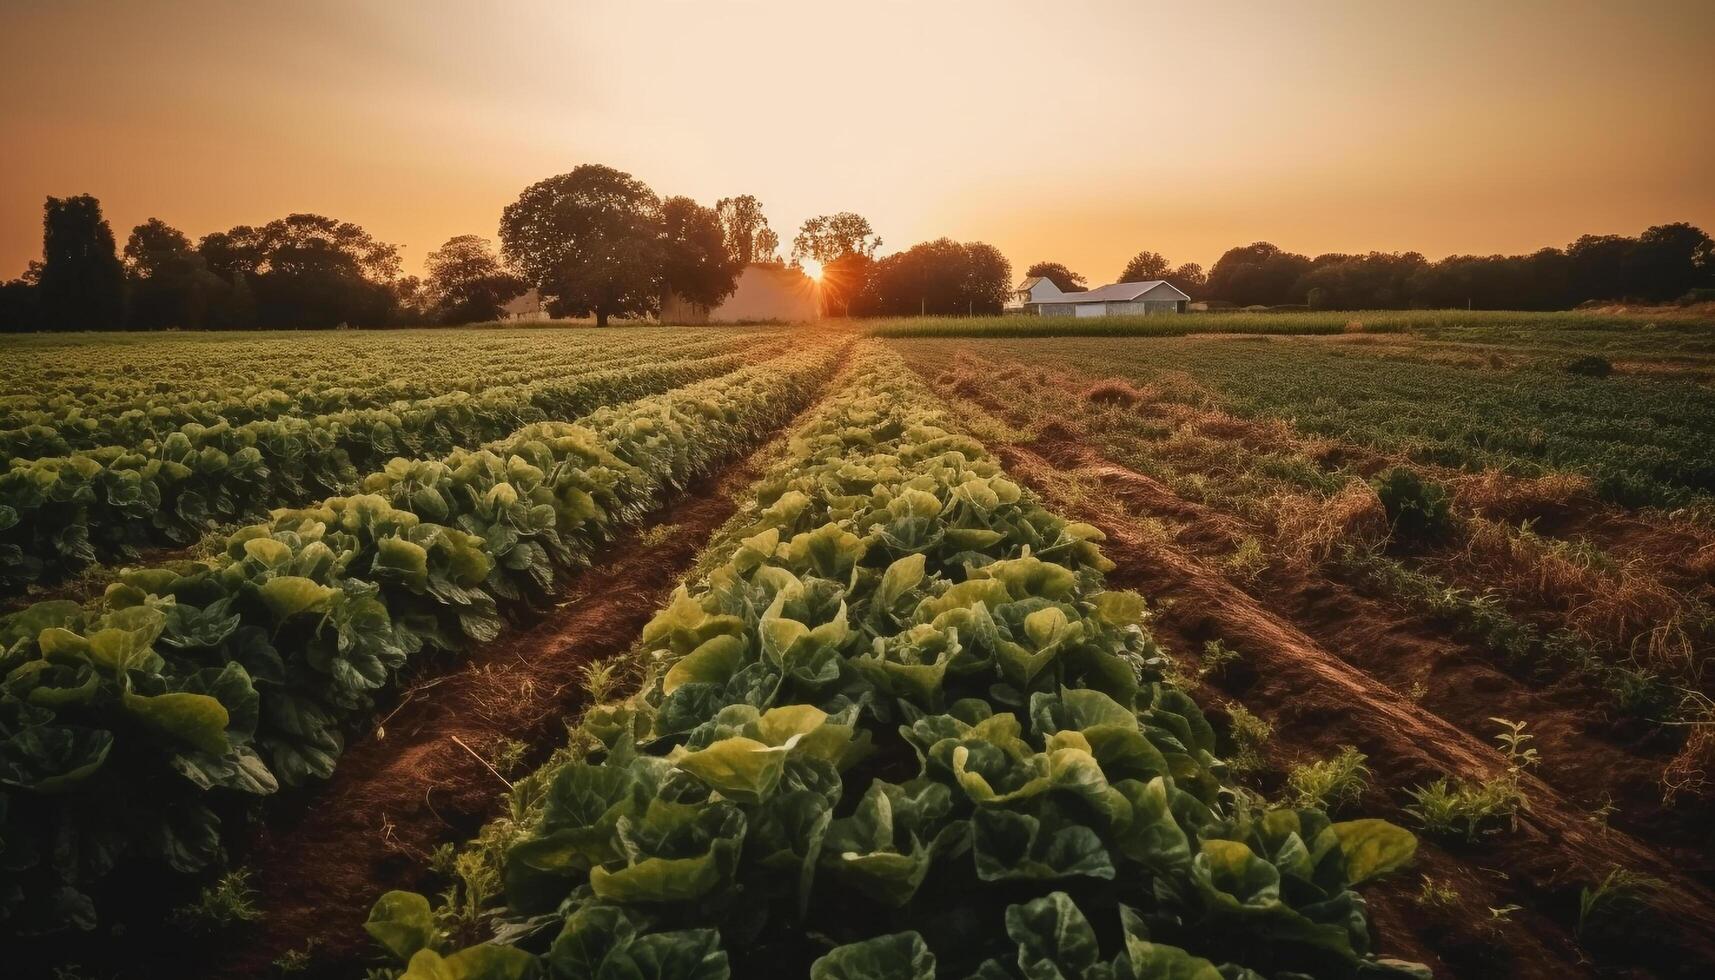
{"left": 368, "top": 346, "right": 1423, "bottom": 979}
{"left": 0, "top": 343, "right": 841, "bottom": 932}
{"left": 0, "top": 350, "right": 762, "bottom": 595}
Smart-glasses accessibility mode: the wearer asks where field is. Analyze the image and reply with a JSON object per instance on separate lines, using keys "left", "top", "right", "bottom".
{"left": 3, "top": 312, "right": 1714, "bottom": 979}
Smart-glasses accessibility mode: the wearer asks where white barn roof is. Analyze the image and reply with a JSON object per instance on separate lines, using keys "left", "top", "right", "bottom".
{"left": 1057, "top": 280, "right": 1190, "bottom": 303}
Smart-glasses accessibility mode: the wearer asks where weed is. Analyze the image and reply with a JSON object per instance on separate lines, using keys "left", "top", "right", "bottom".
{"left": 581, "top": 658, "right": 620, "bottom": 703}
{"left": 1286, "top": 746, "right": 1370, "bottom": 810}
{"left": 1404, "top": 776, "right": 1526, "bottom": 841}
{"left": 171, "top": 869, "right": 263, "bottom": 933}
{"left": 1223, "top": 536, "right": 1269, "bottom": 585}
{"left": 1223, "top": 702, "right": 1274, "bottom": 775}
{"left": 1371, "top": 466, "right": 1453, "bottom": 544}
{"left": 1413, "top": 875, "right": 1461, "bottom": 911}
{"left": 488, "top": 737, "right": 529, "bottom": 777}
{"left": 1577, "top": 867, "right": 1659, "bottom": 937}
{"left": 273, "top": 938, "right": 323, "bottom": 974}
{"left": 638, "top": 522, "right": 679, "bottom": 548}
{"left": 1199, "top": 638, "right": 1243, "bottom": 679}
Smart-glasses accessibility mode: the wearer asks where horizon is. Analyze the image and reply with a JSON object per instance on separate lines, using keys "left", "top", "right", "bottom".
{"left": 3, "top": 0, "right": 1713, "bottom": 284}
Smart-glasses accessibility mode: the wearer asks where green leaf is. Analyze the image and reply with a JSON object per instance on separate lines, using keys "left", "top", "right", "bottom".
{"left": 663, "top": 634, "right": 746, "bottom": 696}
{"left": 1004, "top": 891, "right": 1101, "bottom": 979}
{"left": 366, "top": 890, "right": 436, "bottom": 961}
{"left": 811, "top": 932, "right": 936, "bottom": 980}
{"left": 1332, "top": 819, "right": 1417, "bottom": 884}
{"left": 400, "top": 945, "right": 538, "bottom": 980}
{"left": 258, "top": 576, "right": 336, "bottom": 621}
{"left": 674, "top": 735, "right": 788, "bottom": 804}
{"left": 122, "top": 690, "right": 230, "bottom": 755}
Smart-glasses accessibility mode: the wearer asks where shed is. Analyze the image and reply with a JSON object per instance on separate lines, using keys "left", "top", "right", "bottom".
{"left": 1037, "top": 280, "right": 1190, "bottom": 317}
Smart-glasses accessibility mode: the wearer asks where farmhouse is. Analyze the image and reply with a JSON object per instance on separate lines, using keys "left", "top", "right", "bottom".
{"left": 1006, "top": 276, "right": 1190, "bottom": 316}
{"left": 661, "top": 262, "right": 820, "bottom": 324}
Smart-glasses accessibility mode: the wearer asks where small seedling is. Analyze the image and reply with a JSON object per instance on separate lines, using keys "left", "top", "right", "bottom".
{"left": 1489, "top": 717, "right": 1539, "bottom": 772}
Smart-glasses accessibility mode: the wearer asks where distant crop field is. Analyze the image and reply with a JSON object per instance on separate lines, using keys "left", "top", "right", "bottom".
{"left": 868, "top": 306, "right": 1715, "bottom": 343}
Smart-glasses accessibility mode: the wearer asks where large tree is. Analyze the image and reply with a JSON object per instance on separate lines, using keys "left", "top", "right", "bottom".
{"left": 38, "top": 195, "right": 126, "bottom": 330}
{"left": 791, "top": 212, "right": 881, "bottom": 264}
{"left": 123, "top": 218, "right": 234, "bottom": 330}
{"left": 1118, "top": 250, "right": 1171, "bottom": 283}
{"left": 1025, "top": 261, "right": 1085, "bottom": 292}
{"left": 856, "top": 238, "right": 1011, "bottom": 316}
{"left": 1629, "top": 222, "right": 1714, "bottom": 302}
{"left": 1204, "top": 241, "right": 1312, "bottom": 306}
{"left": 1165, "top": 262, "right": 1207, "bottom": 296}
{"left": 423, "top": 234, "right": 525, "bottom": 324}
{"left": 715, "top": 194, "right": 780, "bottom": 266}
{"left": 500, "top": 164, "right": 663, "bottom": 327}
{"left": 661, "top": 196, "right": 742, "bottom": 311}
{"left": 197, "top": 214, "right": 403, "bottom": 328}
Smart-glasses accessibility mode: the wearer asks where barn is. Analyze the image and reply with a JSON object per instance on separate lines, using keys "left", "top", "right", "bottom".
{"left": 661, "top": 263, "right": 820, "bottom": 324}
{"left": 1007, "top": 276, "right": 1190, "bottom": 316}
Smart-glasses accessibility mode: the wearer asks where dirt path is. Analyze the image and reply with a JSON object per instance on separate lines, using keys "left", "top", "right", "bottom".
{"left": 998, "top": 442, "right": 1715, "bottom": 978}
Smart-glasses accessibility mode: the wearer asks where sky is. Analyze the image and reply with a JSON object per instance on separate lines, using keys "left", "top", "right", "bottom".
{"left": 2, "top": 0, "right": 1713, "bottom": 284}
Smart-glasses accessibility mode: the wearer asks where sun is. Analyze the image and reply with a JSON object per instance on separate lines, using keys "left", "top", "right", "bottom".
{"left": 800, "top": 257, "right": 823, "bottom": 281}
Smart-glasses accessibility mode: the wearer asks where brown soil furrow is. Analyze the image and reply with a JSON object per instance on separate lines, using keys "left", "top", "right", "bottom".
{"left": 998, "top": 443, "right": 1715, "bottom": 975}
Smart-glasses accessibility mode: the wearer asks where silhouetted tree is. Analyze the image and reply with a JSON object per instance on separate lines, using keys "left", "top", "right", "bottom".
{"left": 1118, "top": 250, "right": 1171, "bottom": 283}
{"left": 1025, "top": 261, "right": 1085, "bottom": 292}
{"left": 38, "top": 195, "right": 126, "bottom": 330}
{"left": 1204, "top": 242, "right": 1313, "bottom": 306}
{"left": 500, "top": 164, "right": 663, "bottom": 327}
{"left": 423, "top": 234, "right": 524, "bottom": 324}
{"left": 1629, "top": 223, "right": 1714, "bottom": 302}
{"left": 855, "top": 238, "right": 1011, "bottom": 316}
{"left": 715, "top": 194, "right": 780, "bottom": 266}
{"left": 1166, "top": 262, "right": 1206, "bottom": 296}
{"left": 123, "top": 218, "right": 233, "bottom": 330}
{"left": 791, "top": 212, "right": 881, "bottom": 264}
{"left": 195, "top": 214, "right": 403, "bottom": 328}
{"left": 661, "top": 196, "right": 743, "bottom": 311}
{"left": 0, "top": 263, "right": 41, "bottom": 333}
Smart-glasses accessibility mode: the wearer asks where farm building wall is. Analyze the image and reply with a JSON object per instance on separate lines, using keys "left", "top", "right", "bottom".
{"left": 661, "top": 263, "right": 820, "bottom": 324}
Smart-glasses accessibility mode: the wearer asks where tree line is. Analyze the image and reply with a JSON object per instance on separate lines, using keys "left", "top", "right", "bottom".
{"left": 2, "top": 170, "right": 1709, "bottom": 331}
{"left": 1027, "top": 225, "right": 1714, "bottom": 311}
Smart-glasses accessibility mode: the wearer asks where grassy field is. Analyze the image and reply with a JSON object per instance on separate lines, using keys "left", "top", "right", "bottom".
{"left": 867, "top": 306, "right": 1715, "bottom": 342}
{"left": 7, "top": 315, "right": 1715, "bottom": 979}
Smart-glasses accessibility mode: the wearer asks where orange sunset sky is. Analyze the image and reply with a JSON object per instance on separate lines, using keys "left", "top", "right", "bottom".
{"left": 2, "top": 0, "right": 1712, "bottom": 283}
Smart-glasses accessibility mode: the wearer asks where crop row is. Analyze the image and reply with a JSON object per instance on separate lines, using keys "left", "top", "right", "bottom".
{"left": 0, "top": 340, "right": 843, "bottom": 932}
{"left": 364, "top": 345, "right": 1423, "bottom": 980}
{"left": 0, "top": 331, "right": 763, "bottom": 458}
{"left": 0, "top": 350, "right": 764, "bottom": 596}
